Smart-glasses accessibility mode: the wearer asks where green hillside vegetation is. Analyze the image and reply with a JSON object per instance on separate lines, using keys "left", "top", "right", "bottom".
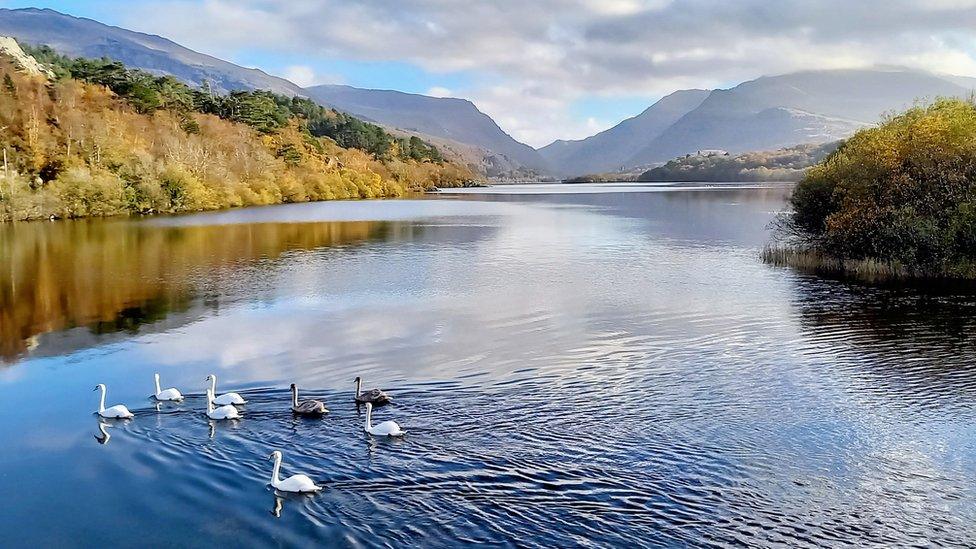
{"left": 562, "top": 173, "right": 637, "bottom": 183}
{"left": 0, "top": 45, "right": 473, "bottom": 221}
{"left": 639, "top": 142, "right": 839, "bottom": 182}
{"left": 766, "top": 98, "right": 976, "bottom": 280}
{"left": 25, "top": 44, "right": 446, "bottom": 163}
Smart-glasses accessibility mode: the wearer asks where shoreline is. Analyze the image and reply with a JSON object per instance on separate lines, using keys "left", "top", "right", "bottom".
{"left": 760, "top": 244, "right": 976, "bottom": 283}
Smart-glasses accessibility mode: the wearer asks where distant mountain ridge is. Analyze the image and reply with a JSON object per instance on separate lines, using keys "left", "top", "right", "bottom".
{"left": 0, "top": 7, "right": 547, "bottom": 178}
{"left": 538, "top": 89, "right": 709, "bottom": 176}
{"left": 0, "top": 7, "right": 302, "bottom": 96}
{"left": 4, "top": 7, "right": 976, "bottom": 180}
{"left": 626, "top": 68, "right": 974, "bottom": 168}
{"left": 306, "top": 85, "right": 550, "bottom": 174}
{"left": 547, "top": 67, "right": 976, "bottom": 177}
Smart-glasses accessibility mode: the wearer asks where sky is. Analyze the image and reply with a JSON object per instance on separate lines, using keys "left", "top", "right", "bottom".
{"left": 5, "top": 1, "right": 976, "bottom": 148}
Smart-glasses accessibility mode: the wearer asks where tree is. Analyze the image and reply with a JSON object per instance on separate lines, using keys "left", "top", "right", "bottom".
{"left": 2, "top": 73, "right": 16, "bottom": 98}
{"left": 783, "top": 98, "right": 976, "bottom": 276}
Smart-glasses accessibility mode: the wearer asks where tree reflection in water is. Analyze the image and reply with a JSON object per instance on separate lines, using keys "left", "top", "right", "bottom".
{"left": 0, "top": 218, "right": 395, "bottom": 362}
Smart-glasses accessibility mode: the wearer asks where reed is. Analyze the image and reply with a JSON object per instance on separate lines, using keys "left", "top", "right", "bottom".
{"left": 761, "top": 245, "right": 920, "bottom": 282}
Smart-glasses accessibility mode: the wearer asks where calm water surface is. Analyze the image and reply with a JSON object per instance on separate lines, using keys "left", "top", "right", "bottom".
{"left": 1, "top": 183, "right": 975, "bottom": 547}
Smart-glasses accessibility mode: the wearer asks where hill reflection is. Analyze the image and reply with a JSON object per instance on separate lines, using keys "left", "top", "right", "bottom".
{"left": 0, "top": 218, "right": 396, "bottom": 362}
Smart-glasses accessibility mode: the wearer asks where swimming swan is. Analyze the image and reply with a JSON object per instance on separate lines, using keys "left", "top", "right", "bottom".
{"left": 205, "top": 374, "right": 246, "bottom": 406}
{"left": 354, "top": 376, "right": 391, "bottom": 405}
{"left": 364, "top": 402, "right": 406, "bottom": 436}
{"left": 291, "top": 384, "right": 328, "bottom": 416}
{"left": 268, "top": 450, "right": 321, "bottom": 493}
{"left": 152, "top": 373, "right": 184, "bottom": 402}
{"left": 206, "top": 389, "right": 240, "bottom": 420}
{"left": 94, "top": 384, "right": 134, "bottom": 418}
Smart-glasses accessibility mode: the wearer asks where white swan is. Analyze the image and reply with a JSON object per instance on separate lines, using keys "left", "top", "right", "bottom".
{"left": 364, "top": 402, "right": 406, "bottom": 436}
{"left": 205, "top": 374, "right": 246, "bottom": 406}
{"left": 152, "top": 373, "right": 184, "bottom": 402}
{"left": 93, "top": 384, "right": 134, "bottom": 418}
{"left": 268, "top": 450, "right": 321, "bottom": 493}
{"left": 206, "top": 389, "right": 240, "bottom": 420}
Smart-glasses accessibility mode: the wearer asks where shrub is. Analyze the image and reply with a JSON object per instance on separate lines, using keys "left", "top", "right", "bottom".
{"left": 777, "top": 98, "right": 976, "bottom": 279}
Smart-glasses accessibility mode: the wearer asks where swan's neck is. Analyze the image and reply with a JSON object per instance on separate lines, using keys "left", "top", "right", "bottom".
{"left": 271, "top": 454, "right": 282, "bottom": 485}
{"left": 98, "top": 386, "right": 106, "bottom": 412}
{"left": 154, "top": 375, "right": 161, "bottom": 395}
{"left": 206, "top": 391, "right": 214, "bottom": 413}
{"left": 356, "top": 378, "right": 361, "bottom": 397}
{"left": 365, "top": 406, "right": 372, "bottom": 430}
{"left": 210, "top": 376, "right": 217, "bottom": 395}
{"left": 292, "top": 386, "right": 298, "bottom": 407}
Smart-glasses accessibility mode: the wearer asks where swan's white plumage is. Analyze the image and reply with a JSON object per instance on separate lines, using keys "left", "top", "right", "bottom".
{"left": 94, "top": 384, "right": 133, "bottom": 419}
{"left": 269, "top": 450, "right": 321, "bottom": 493}
{"left": 214, "top": 392, "right": 246, "bottom": 406}
{"left": 100, "top": 404, "right": 133, "bottom": 419}
{"left": 153, "top": 373, "right": 184, "bottom": 402}
{"left": 206, "top": 389, "right": 240, "bottom": 420}
{"left": 206, "top": 374, "right": 246, "bottom": 405}
{"left": 364, "top": 402, "right": 406, "bottom": 436}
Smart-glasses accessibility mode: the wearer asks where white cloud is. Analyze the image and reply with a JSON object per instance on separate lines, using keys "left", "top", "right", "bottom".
{"left": 426, "top": 86, "right": 452, "bottom": 98}
{"left": 126, "top": 0, "right": 976, "bottom": 146}
{"left": 283, "top": 65, "right": 316, "bottom": 87}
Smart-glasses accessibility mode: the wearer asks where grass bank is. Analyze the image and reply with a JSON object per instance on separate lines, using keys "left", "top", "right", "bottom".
{"left": 760, "top": 245, "right": 976, "bottom": 282}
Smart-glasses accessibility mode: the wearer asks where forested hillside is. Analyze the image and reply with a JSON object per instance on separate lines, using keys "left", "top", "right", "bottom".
{"left": 0, "top": 44, "right": 473, "bottom": 221}
{"left": 638, "top": 142, "right": 839, "bottom": 182}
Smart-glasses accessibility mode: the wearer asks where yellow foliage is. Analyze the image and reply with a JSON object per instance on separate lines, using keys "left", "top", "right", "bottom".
{"left": 0, "top": 60, "right": 475, "bottom": 221}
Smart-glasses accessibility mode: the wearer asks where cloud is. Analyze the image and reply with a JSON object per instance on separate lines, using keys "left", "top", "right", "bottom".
{"left": 125, "top": 0, "right": 976, "bottom": 146}
{"left": 426, "top": 86, "right": 452, "bottom": 98}
{"left": 283, "top": 65, "right": 316, "bottom": 87}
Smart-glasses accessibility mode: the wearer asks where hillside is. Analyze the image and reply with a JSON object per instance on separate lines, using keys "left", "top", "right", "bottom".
{"left": 625, "top": 68, "right": 975, "bottom": 168}
{"left": 306, "top": 85, "right": 551, "bottom": 175}
{"left": 0, "top": 7, "right": 301, "bottom": 95}
{"left": 638, "top": 142, "right": 840, "bottom": 182}
{"left": 0, "top": 8, "right": 548, "bottom": 178}
{"left": 0, "top": 43, "right": 472, "bottom": 222}
{"left": 548, "top": 67, "right": 976, "bottom": 177}
{"left": 538, "top": 89, "right": 709, "bottom": 177}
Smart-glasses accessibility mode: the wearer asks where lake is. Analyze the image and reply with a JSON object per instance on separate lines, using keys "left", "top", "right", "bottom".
{"left": 1, "top": 183, "right": 975, "bottom": 547}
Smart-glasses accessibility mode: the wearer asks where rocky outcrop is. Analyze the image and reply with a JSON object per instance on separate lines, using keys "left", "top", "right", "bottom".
{"left": 0, "top": 35, "right": 52, "bottom": 78}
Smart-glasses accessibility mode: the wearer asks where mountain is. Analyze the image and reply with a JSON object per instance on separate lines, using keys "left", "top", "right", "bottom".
{"left": 0, "top": 7, "right": 547, "bottom": 177}
{"left": 0, "top": 7, "right": 301, "bottom": 95}
{"left": 626, "top": 68, "right": 976, "bottom": 169}
{"left": 550, "top": 67, "right": 976, "bottom": 177}
{"left": 538, "top": 89, "right": 709, "bottom": 177}
{"left": 305, "top": 85, "right": 550, "bottom": 174}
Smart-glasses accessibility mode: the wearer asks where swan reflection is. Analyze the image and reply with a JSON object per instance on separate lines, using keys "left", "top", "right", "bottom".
{"left": 94, "top": 421, "right": 112, "bottom": 445}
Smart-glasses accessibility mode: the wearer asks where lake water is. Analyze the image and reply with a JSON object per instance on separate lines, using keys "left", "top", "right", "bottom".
{"left": 2, "top": 183, "right": 975, "bottom": 547}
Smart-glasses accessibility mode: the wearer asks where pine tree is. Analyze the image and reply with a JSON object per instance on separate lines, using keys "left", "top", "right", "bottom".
{"left": 3, "top": 73, "right": 16, "bottom": 98}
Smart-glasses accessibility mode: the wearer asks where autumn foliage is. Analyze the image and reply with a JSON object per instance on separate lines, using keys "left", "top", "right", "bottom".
{"left": 0, "top": 57, "right": 474, "bottom": 221}
{"left": 777, "top": 98, "right": 976, "bottom": 279}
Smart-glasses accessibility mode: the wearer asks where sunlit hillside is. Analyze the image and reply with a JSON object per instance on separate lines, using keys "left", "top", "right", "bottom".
{"left": 0, "top": 44, "right": 474, "bottom": 221}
